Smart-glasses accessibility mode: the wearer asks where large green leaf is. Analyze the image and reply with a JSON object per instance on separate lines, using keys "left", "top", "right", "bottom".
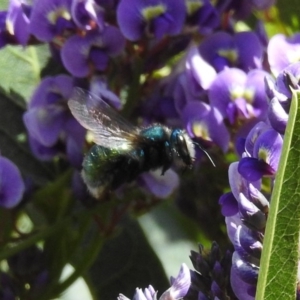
{"left": 256, "top": 90, "right": 300, "bottom": 299}
{"left": 89, "top": 217, "right": 169, "bottom": 299}
{"left": 0, "top": 44, "right": 50, "bottom": 101}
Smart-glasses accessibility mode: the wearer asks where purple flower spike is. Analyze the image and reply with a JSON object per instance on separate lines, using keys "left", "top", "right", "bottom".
{"left": 268, "top": 34, "right": 300, "bottom": 76}
{"left": 6, "top": 0, "right": 30, "bottom": 45}
{"left": 160, "top": 263, "right": 191, "bottom": 300}
{"left": 0, "top": 156, "right": 25, "bottom": 208}
{"left": 117, "top": 0, "right": 186, "bottom": 41}
{"left": 61, "top": 26, "right": 125, "bottom": 77}
{"left": 29, "top": 0, "right": 74, "bottom": 42}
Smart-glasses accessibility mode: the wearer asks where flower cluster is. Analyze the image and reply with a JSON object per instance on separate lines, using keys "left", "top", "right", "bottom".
{"left": 219, "top": 62, "right": 300, "bottom": 299}
{"left": 185, "top": 242, "right": 233, "bottom": 300}
{"left": 118, "top": 264, "right": 191, "bottom": 300}
{"left": 1, "top": 0, "right": 299, "bottom": 299}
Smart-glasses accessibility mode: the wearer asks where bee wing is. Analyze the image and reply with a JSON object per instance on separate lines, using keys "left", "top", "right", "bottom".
{"left": 68, "top": 88, "right": 137, "bottom": 149}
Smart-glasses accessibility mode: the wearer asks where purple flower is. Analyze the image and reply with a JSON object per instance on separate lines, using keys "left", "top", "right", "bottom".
{"left": 208, "top": 68, "right": 270, "bottom": 124}
{"left": 138, "top": 169, "right": 179, "bottom": 198}
{"left": 219, "top": 192, "right": 238, "bottom": 217}
{"left": 185, "top": 243, "right": 233, "bottom": 299}
{"left": 6, "top": 0, "right": 30, "bottom": 45}
{"left": 268, "top": 97, "right": 288, "bottom": 134}
{"left": 89, "top": 77, "right": 123, "bottom": 110}
{"left": 0, "top": 156, "right": 25, "bottom": 208}
{"left": 222, "top": 0, "right": 275, "bottom": 20}
{"left": 199, "top": 31, "right": 263, "bottom": 72}
{"left": 181, "top": 101, "right": 230, "bottom": 152}
{"left": 185, "top": 0, "right": 220, "bottom": 35}
{"left": 185, "top": 46, "right": 217, "bottom": 91}
{"left": 230, "top": 252, "right": 256, "bottom": 300}
{"left": 23, "top": 75, "right": 85, "bottom": 167}
{"left": 160, "top": 263, "right": 191, "bottom": 299}
{"left": 28, "top": 135, "right": 62, "bottom": 161}
{"left": 220, "top": 163, "right": 267, "bottom": 299}
{"left": 118, "top": 286, "right": 156, "bottom": 300}
{"left": 217, "top": 62, "right": 300, "bottom": 298}
{"left": 238, "top": 124, "right": 283, "bottom": 181}
{"left": 61, "top": 26, "right": 125, "bottom": 77}
{"left": 29, "top": 0, "right": 74, "bottom": 42}
{"left": 117, "top": 0, "right": 186, "bottom": 41}
{"left": 118, "top": 264, "right": 190, "bottom": 300}
{"left": 273, "top": 62, "right": 300, "bottom": 100}
{"left": 268, "top": 34, "right": 300, "bottom": 76}
{"left": 71, "top": 0, "right": 105, "bottom": 31}
{"left": 0, "top": 11, "right": 9, "bottom": 48}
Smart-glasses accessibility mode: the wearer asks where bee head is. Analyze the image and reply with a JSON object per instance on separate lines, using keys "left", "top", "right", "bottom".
{"left": 170, "top": 129, "right": 195, "bottom": 168}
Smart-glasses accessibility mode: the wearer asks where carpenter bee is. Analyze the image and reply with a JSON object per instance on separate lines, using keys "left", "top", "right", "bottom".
{"left": 68, "top": 88, "right": 198, "bottom": 198}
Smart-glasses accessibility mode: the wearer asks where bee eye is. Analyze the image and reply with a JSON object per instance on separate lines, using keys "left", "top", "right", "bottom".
{"left": 171, "top": 130, "right": 192, "bottom": 166}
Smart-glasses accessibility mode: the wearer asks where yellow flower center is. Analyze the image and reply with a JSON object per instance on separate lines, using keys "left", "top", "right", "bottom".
{"left": 47, "top": 7, "right": 71, "bottom": 25}
{"left": 192, "top": 121, "right": 211, "bottom": 141}
{"left": 258, "top": 147, "right": 269, "bottom": 163}
{"left": 218, "top": 49, "right": 238, "bottom": 64}
{"left": 186, "top": 0, "right": 203, "bottom": 15}
{"left": 142, "top": 4, "right": 166, "bottom": 21}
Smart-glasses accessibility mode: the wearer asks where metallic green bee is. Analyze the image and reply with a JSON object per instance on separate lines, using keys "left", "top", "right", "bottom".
{"left": 68, "top": 88, "right": 197, "bottom": 198}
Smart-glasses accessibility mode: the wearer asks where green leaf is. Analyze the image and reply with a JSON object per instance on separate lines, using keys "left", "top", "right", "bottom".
{"left": 89, "top": 217, "right": 169, "bottom": 299}
{"left": 30, "top": 170, "right": 73, "bottom": 223}
{"left": 0, "top": 0, "right": 8, "bottom": 10}
{"left": 256, "top": 90, "right": 300, "bottom": 299}
{"left": 0, "top": 44, "right": 50, "bottom": 101}
{"left": 276, "top": 0, "right": 300, "bottom": 33}
{"left": 0, "top": 128, "right": 54, "bottom": 185}
{"left": 139, "top": 201, "right": 205, "bottom": 277}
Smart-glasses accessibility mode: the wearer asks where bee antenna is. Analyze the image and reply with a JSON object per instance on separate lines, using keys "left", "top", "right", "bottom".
{"left": 193, "top": 142, "right": 216, "bottom": 167}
